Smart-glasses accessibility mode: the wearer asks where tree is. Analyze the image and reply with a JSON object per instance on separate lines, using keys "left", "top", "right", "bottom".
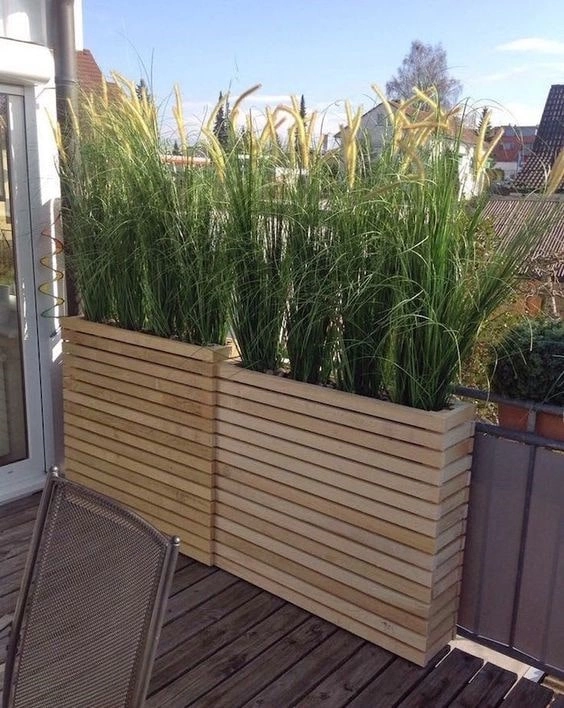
{"left": 386, "top": 40, "right": 462, "bottom": 107}
{"left": 172, "top": 139, "right": 181, "bottom": 156}
{"left": 213, "top": 91, "right": 230, "bottom": 149}
{"left": 135, "top": 78, "right": 151, "bottom": 103}
{"left": 475, "top": 107, "right": 494, "bottom": 142}
{"left": 299, "top": 94, "right": 306, "bottom": 122}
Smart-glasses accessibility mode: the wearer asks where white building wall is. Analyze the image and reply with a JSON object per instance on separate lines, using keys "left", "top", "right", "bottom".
{"left": 0, "top": 0, "right": 47, "bottom": 43}
{"left": 1, "top": 0, "right": 66, "bottom": 480}
{"left": 495, "top": 161, "right": 519, "bottom": 180}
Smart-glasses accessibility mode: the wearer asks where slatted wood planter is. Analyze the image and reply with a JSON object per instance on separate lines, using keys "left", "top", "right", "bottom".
{"left": 214, "top": 362, "right": 475, "bottom": 666}
{"left": 61, "top": 316, "right": 230, "bottom": 565}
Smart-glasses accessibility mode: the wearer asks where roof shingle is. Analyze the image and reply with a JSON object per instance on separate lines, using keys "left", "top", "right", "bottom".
{"left": 515, "top": 85, "right": 564, "bottom": 192}
{"left": 483, "top": 196, "right": 564, "bottom": 278}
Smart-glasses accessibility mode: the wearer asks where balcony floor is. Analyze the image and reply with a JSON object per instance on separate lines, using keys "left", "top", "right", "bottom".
{"left": 0, "top": 492, "right": 558, "bottom": 707}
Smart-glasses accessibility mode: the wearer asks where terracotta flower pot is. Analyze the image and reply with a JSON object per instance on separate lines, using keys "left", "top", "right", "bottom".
{"left": 536, "top": 411, "right": 564, "bottom": 442}
{"left": 497, "top": 402, "right": 564, "bottom": 442}
{"left": 497, "top": 402, "right": 531, "bottom": 432}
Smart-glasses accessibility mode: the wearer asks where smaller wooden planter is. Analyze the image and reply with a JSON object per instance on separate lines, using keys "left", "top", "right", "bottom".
{"left": 215, "top": 363, "right": 475, "bottom": 666}
{"left": 62, "top": 316, "right": 230, "bottom": 564}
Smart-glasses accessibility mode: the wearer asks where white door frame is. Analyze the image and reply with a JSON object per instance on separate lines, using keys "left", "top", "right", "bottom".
{"left": 0, "top": 85, "right": 46, "bottom": 501}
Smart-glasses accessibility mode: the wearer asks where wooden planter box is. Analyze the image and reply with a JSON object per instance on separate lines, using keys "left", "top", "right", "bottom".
{"left": 61, "top": 316, "right": 230, "bottom": 565}
{"left": 215, "top": 363, "right": 475, "bottom": 666}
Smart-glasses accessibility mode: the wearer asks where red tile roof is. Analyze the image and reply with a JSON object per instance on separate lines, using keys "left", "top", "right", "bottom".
{"left": 491, "top": 128, "right": 536, "bottom": 163}
{"left": 76, "top": 49, "right": 118, "bottom": 97}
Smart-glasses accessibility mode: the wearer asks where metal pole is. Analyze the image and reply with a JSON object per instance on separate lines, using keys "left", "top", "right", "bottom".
{"left": 53, "top": 0, "right": 79, "bottom": 316}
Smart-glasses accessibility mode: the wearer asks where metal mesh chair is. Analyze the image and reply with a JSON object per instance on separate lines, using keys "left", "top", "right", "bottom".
{"left": 3, "top": 470, "right": 179, "bottom": 708}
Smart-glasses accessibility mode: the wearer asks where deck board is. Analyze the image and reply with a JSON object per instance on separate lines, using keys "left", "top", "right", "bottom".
{"left": 0, "top": 493, "right": 556, "bottom": 707}
{"left": 449, "top": 662, "right": 517, "bottom": 707}
{"left": 347, "top": 646, "right": 451, "bottom": 707}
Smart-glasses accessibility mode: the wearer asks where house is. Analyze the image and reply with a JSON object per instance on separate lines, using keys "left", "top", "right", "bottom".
{"left": 490, "top": 125, "right": 537, "bottom": 181}
{"left": 0, "top": 0, "right": 82, "bottom": 503}
{"left": 515, "top": 84, "right": 564, "bottom": 193}
{"left": 334, "top": 101, "right": 489, "bottom": 199}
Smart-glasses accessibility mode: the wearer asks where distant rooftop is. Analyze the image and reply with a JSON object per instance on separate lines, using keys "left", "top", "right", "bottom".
{"left": 484, "top": 195, "right": 564, "bottom": 279}
{"left": 492, "top": 126, "right": 536, "bottom": 163}
{"left": 515, "top": 85, "right": 564, "bottom": 192}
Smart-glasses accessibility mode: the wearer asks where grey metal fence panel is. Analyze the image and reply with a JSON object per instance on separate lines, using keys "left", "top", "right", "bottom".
{"left": 458, "top": 426, "right": 564, "bottom": 676}
{"left": 513, "top": 446, "right": 564, "bottom": 672}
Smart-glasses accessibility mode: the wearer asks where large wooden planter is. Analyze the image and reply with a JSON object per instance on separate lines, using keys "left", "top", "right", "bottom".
{"left": 62, "top": 316, "right": 230, "bottom": 564}
{"left": 215, "top": 363, "right": 475, "bottom": 666}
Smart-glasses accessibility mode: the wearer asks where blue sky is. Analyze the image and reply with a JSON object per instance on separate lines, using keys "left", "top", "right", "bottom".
{"left": 84, "top": 0, "right": 564, "bottom": 139}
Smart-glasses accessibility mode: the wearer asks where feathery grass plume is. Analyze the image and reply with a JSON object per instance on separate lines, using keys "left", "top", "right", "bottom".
{"left": 173, "top": 84, "right": 187, "bottom": 153}
{"left": 473, "top": 108, "right": 503, "bottom": 188}
{"left": 60, "top": 75, "right": 544, "bottom": 409}
{"left": 229, "top": 84, "right": 262, "bottom": 127}
{"left": 339, "top": 102, "right": 362, "bottom": 187}
{"left": 546, "top": 148, "right": 564, "bottom": 195}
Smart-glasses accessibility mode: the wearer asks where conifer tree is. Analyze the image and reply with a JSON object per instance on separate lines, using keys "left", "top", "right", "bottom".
{"left": 213, "top": 91, "right": 230, "bottom": 149}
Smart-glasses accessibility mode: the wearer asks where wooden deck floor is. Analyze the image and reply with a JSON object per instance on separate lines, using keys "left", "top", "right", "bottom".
{"left": 0, "top": 492, "right": 559, "bottom": 707}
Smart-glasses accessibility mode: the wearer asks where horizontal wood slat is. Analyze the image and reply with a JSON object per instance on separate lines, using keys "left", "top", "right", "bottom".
{"left": 65, "top": 419, "right": 211, "bottom": 489}
{"left": 217, "top": 418, "right": 471, "bottom": 487}
{"left": 217, "top": 407, "right": 470, "bottom": 470}
{"left": 65, "top": 451, "right": 211, "bottom": 525}
{"left": 66, "top": 363, "right": 215, "bottom": 423}
{"left": 67, "top": 468, "right": 211, "bottom": 560}
{"left": 215, "top": 512, "right": 431, "bottom": 620}
{"left": 215, "top": 529, "right": 427, "bottom": 650}
{"left": 217, "top": 463, "right": 438, "bottom": 537}
{"left": 218, "top": 378, "right": 473, "bottom": 452}
{"left": 216, "top": 488, "right": 432, "bottom": 578}
{"left": 215, "top": 550, "right": 427, "bottom": 665}
{"left": 62, "top": 315, "right": 232, "bottom": 363}
{"left": 64, "top": 389, "right": 214, "bottom": 459}
{"left": 64, "top": 402, "right": 213, "bottom": 472}
{"left": 214, "top": 496, "right": 431, "bottom": 599}
{"left": 65, "top": 327, "right": 216, "bottom": 377}
{"left": 218, "top": 361, "right": 472, "bottom": 433}
{"left": 64, "top": 352, "right": 215, "bottom": 412}
{"left": 64, "top": 431, "right": 212, "bottom": 506}
{"left": 63, "top": 342, "right": 216, "bottom": 397}
{"left": 66, "top": 376, "right": 214, "bottom": 436}
{"left": 217, "top": 434, "right": 470, "bottom": 504}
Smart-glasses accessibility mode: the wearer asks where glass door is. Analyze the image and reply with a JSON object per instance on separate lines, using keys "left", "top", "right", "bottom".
{"left": 0, "top": 87, "right": 45, "bottom": 499}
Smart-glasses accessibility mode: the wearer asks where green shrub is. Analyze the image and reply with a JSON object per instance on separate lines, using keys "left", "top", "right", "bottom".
{"left": 491, "top": 319, "right": 564, "bottom": 405}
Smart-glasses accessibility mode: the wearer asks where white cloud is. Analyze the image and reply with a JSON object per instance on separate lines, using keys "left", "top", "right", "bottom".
{"left": 489, "top": 101, "right": 543, "bottom": 127}
{"left": 247, "top": 94, "right": 291, "bottom": 104}
{"left": 496, "top": 37, "right": 564, "bottom": 54}
{"left": 479, "top": 66, "right": 529, "bottom": 83}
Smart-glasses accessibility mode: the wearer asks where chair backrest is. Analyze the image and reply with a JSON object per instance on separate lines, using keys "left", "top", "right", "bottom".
{"left": 3, "top": 471, "right": 179, "bottom": 708}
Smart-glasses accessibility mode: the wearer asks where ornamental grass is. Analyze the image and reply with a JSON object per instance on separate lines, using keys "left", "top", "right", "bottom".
{"left": 60, "top": 80, "right": 543, "bottom": 410}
